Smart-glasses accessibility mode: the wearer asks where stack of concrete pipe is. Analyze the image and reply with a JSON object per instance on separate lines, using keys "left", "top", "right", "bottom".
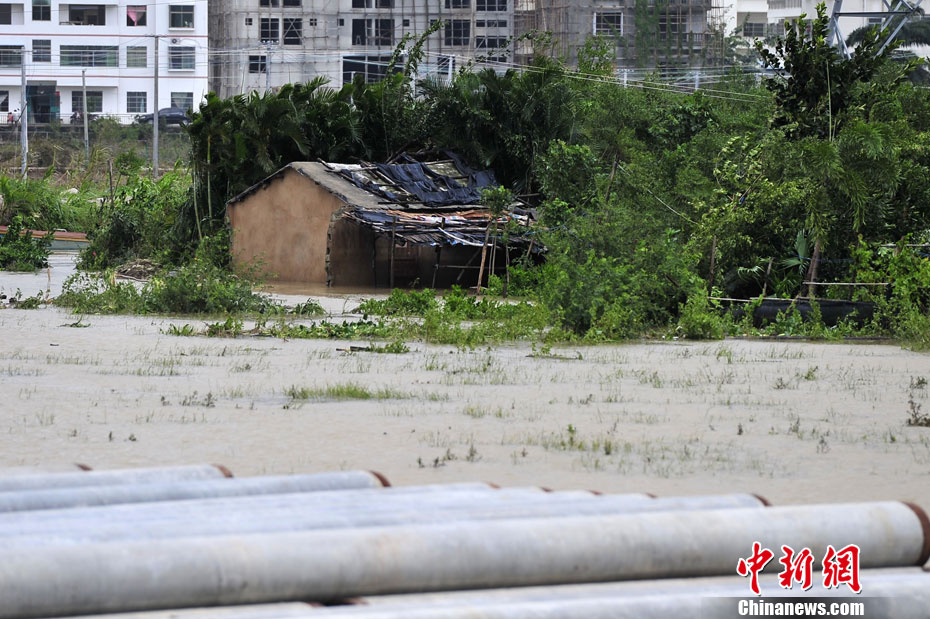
{"left": 0, "top": 465, "right": 926, "bottom": 619}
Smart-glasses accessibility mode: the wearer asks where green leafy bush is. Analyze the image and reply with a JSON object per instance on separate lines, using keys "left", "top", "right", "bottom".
{"left": 356, "top": 288, "right": 438, "bottom": 316}
{"left": 79, "top": 171, "right": 188, "bottom": 270}
{"left": 677, "top": 291, "right": 725, "bottom": 340}
{"left": 57, "top": 261, "right": 274, "bottom": 315}
{"left": 0, "top": 216, "right": 51, "bottom": 271}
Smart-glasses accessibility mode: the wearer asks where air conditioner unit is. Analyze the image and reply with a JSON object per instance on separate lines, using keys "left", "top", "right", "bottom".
{"left": 170, "top": 38, "right": 180, "bottom": 44}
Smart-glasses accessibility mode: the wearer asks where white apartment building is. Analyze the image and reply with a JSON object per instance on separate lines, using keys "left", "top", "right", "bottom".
{"left": 726, "top": 0, "right": 889, "bottom": 43}
{"left": 0, "top": 1, "right": 208, "bottom": 125}
{"left": 768, "top": 0, "right": 884, "bottom": 38}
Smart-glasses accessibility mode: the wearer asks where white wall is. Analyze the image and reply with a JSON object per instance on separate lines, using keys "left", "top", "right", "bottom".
{"left": 0, "top": 0, "right": 208, "bottom": 123}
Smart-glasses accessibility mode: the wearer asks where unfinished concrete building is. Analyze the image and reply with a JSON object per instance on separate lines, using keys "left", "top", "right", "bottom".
{"left": 514, "top": 0, "right": 726, "bottom": 70}
{"left": 208, "top": 0, "right": 517, "bottom": 97}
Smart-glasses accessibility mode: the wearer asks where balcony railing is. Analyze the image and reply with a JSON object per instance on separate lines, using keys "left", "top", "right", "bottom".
{"left": 768, "top": 0, "right": 802, "bottom": 10}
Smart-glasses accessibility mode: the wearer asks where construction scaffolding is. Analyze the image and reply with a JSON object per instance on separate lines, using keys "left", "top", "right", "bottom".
{"left": 514, "top": 0, "right": 727, "bottom": 72}
{"left": 207, "top": 0, "right": 728, "bottom": 98}
{"left": 208, "top": 0, "right": 519, "bottom": 99}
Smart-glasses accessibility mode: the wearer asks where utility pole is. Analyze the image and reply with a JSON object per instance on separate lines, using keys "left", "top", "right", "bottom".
{"left": 153, "top": 35, "right": 159, "bottom": 178}
{"left": 82, "top": 69, "right": 89, "bottom": 164}
{"left": 20, "top": 47, "right": 28, "bottom": 179}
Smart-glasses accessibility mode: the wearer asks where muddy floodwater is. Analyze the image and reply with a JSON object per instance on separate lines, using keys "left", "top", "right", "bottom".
{"left": 1, "top": 255, "right": 929, "bottom": 507}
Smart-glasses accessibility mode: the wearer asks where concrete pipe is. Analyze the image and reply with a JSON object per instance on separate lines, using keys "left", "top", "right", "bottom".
{"left": 314, "top": 570, "right": 930, "bottom": 619}
{"left": 0, "top": 484, "right": 540, "bottom": 533}
{"left": 0, "top": 489, "right": 599, "bottom": 540}
{"left": 0, "top": 470, "right": 391, "bottom": 513}
{"left": 0, "top": 464, "right": 232, "bottom": 493}
{"left": 649, "top": 493, "right": 767, "bottom": 509}
{"left": 354, "top": 567, "right": 930, "bottom": 605}
{"left": 0, "top": 501, "right": 925, "bottom": 618}
{"left": 73, "top": 603, "right": 317, "bottom": 619}
{"left": 0, "top": 492, "right": 765, "bottom": 548}
{"left": 0, "top": 491, "right": 762, "bottom": 534}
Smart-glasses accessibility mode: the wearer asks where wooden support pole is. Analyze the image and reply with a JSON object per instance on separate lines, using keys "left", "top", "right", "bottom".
{"left": 504, "top": 244, "right": 510, "bottom": 298}
{"left": 432, "top": 218, "right": 444, "bottom": 289}
{"left": 432, "top": 246, "right": 441, "bottom": 289}
{"left": 390, "top": 215, "right": 397, "bottom": 290}
{"left": 372, "top": 233, "right": 378, "bottom": 288}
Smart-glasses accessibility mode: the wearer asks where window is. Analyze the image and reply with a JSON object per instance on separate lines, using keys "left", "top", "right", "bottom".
{"left": 283, "top": 0, "right": 301, "bottom": 5}
{"left": 342, "top": 54, "right": 393, "bottom": 84}
{"left": 0, "top": 91, "right": 8, "bottom": 112}
{"left": 245, "top": 17, "right": 252, "bottom": 26}
{"left": 476, "top": 0, "right": 506, "bottom": 9}
{"left": 308, "top": 17, "right": 317, "bottom": 26}
{"left": 437, "top": 55, "right": 455, "bottom": 75}
{"left": 867, "top": 16, "right": 883, "bottom": 26}
{"left": 32, "top": 0, "right": 50, "bottom": 21}
{"left": 476, "top": 36, "right": 507, "bottom": 61}
{"left": 72, "top": 90, "right": 103, "bottom": 113}
{"left": 402, "top": 18, "right": 410, "bottom": 27}
{"left": 743, "top": 22, "right": 765, "bottom": 37}
{"left": 0, "top": 46, "right": 23, "bottom": 66}
{"left": 171, "top": 92, "right": 193, "bottom": 111}
{"left": 168, "top": 46, "right": 195, "bottom": 70}
{"left": 259, "top": 0, "right": 278, "bottom": 5}
{"left": 33, "top": 40, "right": 51, "bottom": 63}
{"left": 260, "top": 18, "right": 279, "bottom": 43}
{"left": 127, "top": 5, "right": 147, "bottom": 26}
{"left": 352, "top": 19, "right": 393, "bottom": 46}
{"left": 249, "top": 55, "right": 266, "bottom": 73}
{"left": 169, "top": 5, "right": 194, "bottom": 28}
{"left": 594, "top": 12, "right": 623, "bottom": 35}
{"left": 127, "top": 91, "right": 146, "bottom": 114}
{"left": 0, "top": 5, "right": 11, "bottom": 25}
{"left": 658, "top": 13, "right": 685, "bottom": 39}
{"left": 444, "top": 20, "right": 470, "bottom": 45}
{"left": 352, "top": 0, "right": 393, "bottom": 6}
{"left": 127, "top": 46, "right": 147, "bottom": 68}
{"left": 283, "top": 18, "right": 302, "bottom": 45}
{"left": 476, "top": 36, "right": 506, "bottom": 49}
{"left": 61, "top": 46, "right": 118, "bottom": 67}
{"left": 68, "top": 5, "right": 107, "bottom": 26}
{"left": 476, "top": 19, "right": 507, "bottom": 27}
{"left": 445, "top": 0, "right": 470, "bottom": 7}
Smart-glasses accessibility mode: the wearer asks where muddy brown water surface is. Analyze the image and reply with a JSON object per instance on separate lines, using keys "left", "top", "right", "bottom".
{"left": 1, "top": 254, "right": 929, "bottom": 508}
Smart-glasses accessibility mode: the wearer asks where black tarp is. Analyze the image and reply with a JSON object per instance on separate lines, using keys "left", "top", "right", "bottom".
{"left": 337, "top": 156, "right": 498, "bottom": 208}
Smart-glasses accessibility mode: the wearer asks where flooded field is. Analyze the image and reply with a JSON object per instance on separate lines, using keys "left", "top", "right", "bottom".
{"left": 1, "top": 256, "right": 929, "bottom": 507}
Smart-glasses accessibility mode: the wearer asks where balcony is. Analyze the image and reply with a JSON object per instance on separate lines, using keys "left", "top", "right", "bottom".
{"left": 60, "top": 5, "right": 108, "bottom": 26}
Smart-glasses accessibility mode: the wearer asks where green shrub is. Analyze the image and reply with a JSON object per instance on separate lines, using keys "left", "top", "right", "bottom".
{"left": 79, "top": 171, "right": 188, "bottom": 270}
{"left": 56, "top": 272, "right": 142, "bottom": 314}
{"left": 356, "top": 288, "right": 438, "bottom": 316}
{"left": 677, "top": 291, "right": 725, "bottom": 340}
{"left": 0, "top": 176, "right": 64, "bottom": 229}
{"left": 0, "top": 216, "right": 51, "bottom": 271}
{"left": 142, "top": 260, "right": 273, "bottom": 314}
{"left": 57, "top": 261, "right": 274, "bottom": 315}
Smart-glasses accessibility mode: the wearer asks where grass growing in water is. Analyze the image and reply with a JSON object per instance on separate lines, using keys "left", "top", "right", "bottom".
{"left": 284, "top": 383, "right": 410, "bottom": 402}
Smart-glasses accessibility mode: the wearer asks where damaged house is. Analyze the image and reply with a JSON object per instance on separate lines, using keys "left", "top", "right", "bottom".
{"left": 226, "top": 155, "right": 541, "bottom": 288}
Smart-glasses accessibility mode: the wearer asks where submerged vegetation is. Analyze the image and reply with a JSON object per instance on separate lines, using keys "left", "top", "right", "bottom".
{"left": 4, "top": 5, "right": 930, "bottom": 346}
